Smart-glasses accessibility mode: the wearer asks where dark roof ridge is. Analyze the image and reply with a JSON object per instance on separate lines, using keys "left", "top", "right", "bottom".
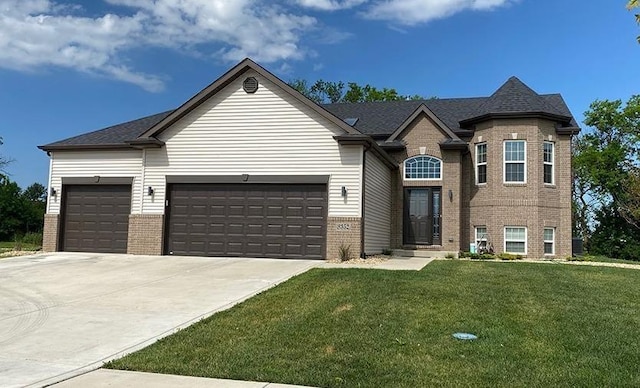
{"left": 460, "top": 76, "right": 571, "bottom": 126}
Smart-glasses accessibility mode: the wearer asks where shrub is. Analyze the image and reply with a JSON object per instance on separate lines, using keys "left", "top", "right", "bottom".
{"left": 479, "top": 253, "right": 496, "bottom": 260}
{"left": 459, "top": 251, "right": 471, "bottom": 258}
{"left": 444, "top": 252, "right": 456, "bottom": 259}
{"left": 22, "top": 232, "right": 43, "bottom": 246}
{"left": 382, "top": 248, "right": 393, "bottom": 256}
{"left": 338, "top": 244, "right": 353, "bottom": 262}
{"left": 497, "top": 253, "right": 522, "bottom": 260}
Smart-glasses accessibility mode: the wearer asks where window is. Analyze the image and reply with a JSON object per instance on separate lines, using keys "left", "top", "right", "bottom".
{"left": 475, "top": 226, "right": 488, "bottom": 251}
{"left": 544, "top": 228, "right": 555, "bottom": 255}
{"left": 504, "top": 226, "right": 527, "bottom": 254}
{"left": 543, "top": 142, "right": 554, "bottom": 185}
{"left": 476, "top": 143, "right": 487, "bottom": 184}
{"left": 504, "top": 140, "right": 526, "bottom": 183}
{"left": 404, "top": 156, "right": 442, "bottom": 180}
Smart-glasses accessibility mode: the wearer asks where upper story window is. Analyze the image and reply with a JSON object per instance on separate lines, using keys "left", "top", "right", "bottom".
{"left": 476, "top": 143, "right": 487, "bottom": 185}
{"left": 504, "top": 140, "right": 526, "bottom": 183}
{"left": 404, "top": 156, "right": 442, "bottom": 180}
{"left": 543, "top": 142, "right": 554, "bottom": 185}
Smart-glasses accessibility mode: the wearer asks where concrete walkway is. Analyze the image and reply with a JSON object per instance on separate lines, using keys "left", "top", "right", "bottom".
{"left": 53, "top": 369, "right": 313, "bottom": 388}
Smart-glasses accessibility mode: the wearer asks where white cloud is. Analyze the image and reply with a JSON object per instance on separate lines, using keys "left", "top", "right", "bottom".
{"left": 294, "top": 0, "right": 368, "bottom": 11}
{"left": 0, "top": 0, "right": 516, "bottom": 91}
{"left": 363, "top": 0, "right": 513, "bottom": 26}
{"left": 0, "top": 0, "right": 317, "bottom": 91}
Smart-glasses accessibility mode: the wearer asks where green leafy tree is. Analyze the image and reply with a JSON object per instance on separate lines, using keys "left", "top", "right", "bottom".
{"left": 573, "top": 95, "right": 640, "bottom": 259}
{"left": 288, "top": 79, "right": 424, "bottom": 104}
{"left": 22, "top": 183, "right": 46, "bottom": 233}
{"left": 0, "top": 175, "right": 25, "bottom": 240}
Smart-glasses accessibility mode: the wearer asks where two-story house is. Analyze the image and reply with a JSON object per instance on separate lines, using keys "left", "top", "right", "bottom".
{"left": 39, "top": 59, "right": 579, "bottom": 259}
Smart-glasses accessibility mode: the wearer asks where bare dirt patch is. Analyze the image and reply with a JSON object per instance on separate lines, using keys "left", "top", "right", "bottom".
{"left": 332, "top": 303, "right": 353, "bottom": 314}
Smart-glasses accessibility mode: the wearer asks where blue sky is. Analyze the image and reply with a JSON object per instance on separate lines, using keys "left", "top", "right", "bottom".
{"left": 0, "top": 0, "right": 638, "bottom": 189}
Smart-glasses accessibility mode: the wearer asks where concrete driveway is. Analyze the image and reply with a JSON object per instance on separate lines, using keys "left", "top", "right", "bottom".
{"left": 0, "top": 253, "right": 320, "bottom": 388}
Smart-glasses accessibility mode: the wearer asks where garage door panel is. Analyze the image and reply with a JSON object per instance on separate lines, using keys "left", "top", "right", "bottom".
{"left": 167, "top": 183, "right": 326, "bottom": 259}
{"left": 61, "top": 185, "right": 131, "bottom": 254}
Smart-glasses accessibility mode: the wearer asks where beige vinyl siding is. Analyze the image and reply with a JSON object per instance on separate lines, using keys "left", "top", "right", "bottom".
{"left": 364, "top": 152, "right": 392, "bottom": 254}
{"left": 143, "top": 70, "right": 363, "bottom": 216}
{"left": 47, "top": 150, "right": 143, "bottom": 214}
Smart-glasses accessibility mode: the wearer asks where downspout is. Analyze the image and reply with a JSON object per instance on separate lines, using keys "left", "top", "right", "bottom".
{"left": 360, "top": 144, "right": 371, "bottom": 259}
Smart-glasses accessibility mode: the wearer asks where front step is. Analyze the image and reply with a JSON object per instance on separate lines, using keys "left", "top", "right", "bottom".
{"left": 391, "top": 249, "right": 456, "bottom": 259}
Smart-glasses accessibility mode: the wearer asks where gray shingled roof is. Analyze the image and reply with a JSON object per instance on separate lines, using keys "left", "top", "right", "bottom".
{"left": 40, "top": 110, "right": 173, "bottom": 148}
{"left": 39, "top": 77, "right": 577, "bottom": 150}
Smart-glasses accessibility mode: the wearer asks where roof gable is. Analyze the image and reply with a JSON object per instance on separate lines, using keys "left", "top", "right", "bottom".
{"left": 135, "top": 58, "right": 359, "bottom": 143}
{"left": 387, "top": 104, "right": 462, "bottom": 142}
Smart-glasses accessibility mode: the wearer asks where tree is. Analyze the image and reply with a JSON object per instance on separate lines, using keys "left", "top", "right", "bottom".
{"left": 289, "top": 79, "right": 424, "bottom": 104}
{"left": 0, "top": 175, "right": 25, "bottom": 240}
{"left": 573, "top": 95, "right": 640, "bottom": 259}
{"left": 0, "top": 137, "right": 13, "bottom": 174}
{"left": 629, "top": 0, "right": 640, "bottom": 43}
{"left": 22, "top": 183, "right": 46, "bottom": 233}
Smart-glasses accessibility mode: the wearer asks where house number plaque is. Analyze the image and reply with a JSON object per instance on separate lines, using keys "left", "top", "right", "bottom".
{"left": 336, "top": 223, "right": 351, "bottom": 231}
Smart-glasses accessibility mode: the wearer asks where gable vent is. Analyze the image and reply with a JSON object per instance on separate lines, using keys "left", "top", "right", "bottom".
{"left": 243, "top": 77, "right": 259, "bottom": 93}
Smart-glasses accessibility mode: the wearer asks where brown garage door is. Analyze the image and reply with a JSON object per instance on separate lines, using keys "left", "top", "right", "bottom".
{"left": 61, "top": 185, "right": 131, "bottom": 253}
{"left": 166, "top": 183, "right": 327, "bottom": 259}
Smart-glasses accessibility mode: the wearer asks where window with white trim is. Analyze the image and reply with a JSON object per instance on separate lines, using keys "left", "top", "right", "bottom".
{"left": 543, "top": 142, "right": 554, "bottom": 185}
{"left": 475, "top": 226, "right": 488, "bottom": 251}
{"left": 504, "top": 226, "right": 527, "bottom": 254}
{"left": 476, "top": 143, "right": 487, "bottom": 184}
{"left": 404, "top": 156, "right": 442, "bottom": 180}
{"left": 544, "top": 228, "right": 555, "bottom": 255}
{"left": 504, "top": 140, "right": 526, "bottom": 183}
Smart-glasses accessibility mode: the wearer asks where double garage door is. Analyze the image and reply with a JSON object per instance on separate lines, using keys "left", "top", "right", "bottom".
{"left": 60, "top": 183, "right": 327, "bottom": 259}
{"left": 166, "top": 183, "right": 327, "bottom": 259}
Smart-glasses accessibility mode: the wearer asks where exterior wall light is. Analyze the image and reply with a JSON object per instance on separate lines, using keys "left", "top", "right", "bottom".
{"left": 341, "top": 186, "right": 348, "bottom": 197}
{"left": 147, "top": 186, "right": 154, "bottom": 196}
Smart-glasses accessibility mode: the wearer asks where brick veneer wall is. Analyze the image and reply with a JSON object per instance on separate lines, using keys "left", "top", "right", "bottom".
{"left": 327, "top": 217, "right": 362, "bottom": 260}
{"left": 42, "top": 214, "right": 59, "bottom": 252}
{"left": 388, "top": 114, "right": 462, "bottom": 252}
{"left": 127, "top": 214, "right": 164, "bottom": 255}
{"left": 465, "top": 118, "right": 573, "bottom": 258}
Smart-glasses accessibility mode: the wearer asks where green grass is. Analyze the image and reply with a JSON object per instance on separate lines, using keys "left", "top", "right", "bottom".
{"left": 0, "top": 241, "right": 41, "bottom": 252}
{"left": 106, "top": 262, "right": 640, "bottom": 387}
{"left": 569, "top": 254, "right": 640, "bottom": 265}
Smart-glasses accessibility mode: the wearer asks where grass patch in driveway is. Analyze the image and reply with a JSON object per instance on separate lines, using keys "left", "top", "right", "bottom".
{"left": 106, "top": 261, "right": 640, "bottom": 387}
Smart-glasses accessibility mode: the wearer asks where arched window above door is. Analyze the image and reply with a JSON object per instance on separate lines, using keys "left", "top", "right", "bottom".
{"left": 404, "top": 155, "right": 442, "bottom": 180}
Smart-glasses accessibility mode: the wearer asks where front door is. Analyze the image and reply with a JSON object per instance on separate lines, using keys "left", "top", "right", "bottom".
{"left": 403, "top": 187, "right": 441, "bottom": 245}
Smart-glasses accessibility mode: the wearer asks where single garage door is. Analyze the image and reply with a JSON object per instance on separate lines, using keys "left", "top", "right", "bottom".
{"left": 166, "top": 183, "right": 327, "bottom": 259}
{"left": 61, "top": 185, "right": 131, "bottom": 253}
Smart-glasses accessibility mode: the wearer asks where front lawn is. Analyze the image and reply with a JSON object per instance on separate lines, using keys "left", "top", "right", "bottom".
{"left": 106, "top": 261, "right": 640, "bottom": 387}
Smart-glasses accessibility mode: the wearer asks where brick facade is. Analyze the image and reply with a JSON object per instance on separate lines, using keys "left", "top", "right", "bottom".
{"left": 127, "top": 214, "right": 164, "bottom": 255}
{"left": 462, "top": 118, "right": 573, "bottom": 258}
{"left": 327, "top": 217, "right": 362, "bottom": 260}
{"left": 388, "top": 113, "right": 461, "bottom": 253}
{"left": 42, "top": 214, "right": 59, "bottom": 252}
{"left": 388, "top": 115, "right": 573, "bottom": 258}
